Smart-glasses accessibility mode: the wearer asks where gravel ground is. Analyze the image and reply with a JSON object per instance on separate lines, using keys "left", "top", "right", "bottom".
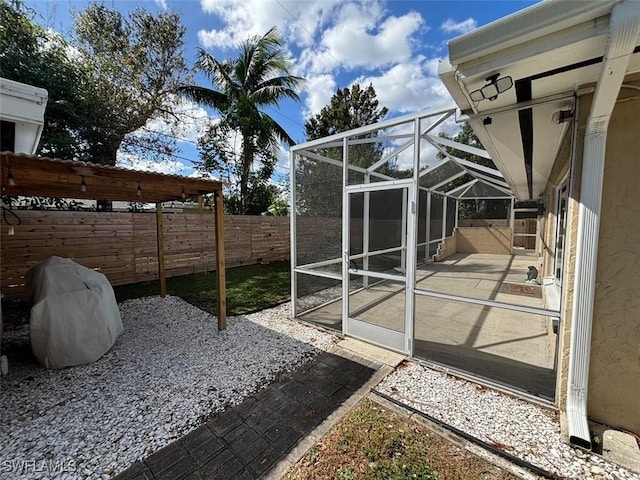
{"left": 377, "top": 362, "right": 640, "bottom": 480}
{"left": 4, "top": 292, "right": 638, "bottom": 480}
{"left": 0, "top": 296, "right": 336, "bottom": 480}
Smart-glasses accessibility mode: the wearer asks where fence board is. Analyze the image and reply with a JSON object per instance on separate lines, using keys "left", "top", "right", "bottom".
{"left": 1, "top": 211, "right": 290, "bottom": 299}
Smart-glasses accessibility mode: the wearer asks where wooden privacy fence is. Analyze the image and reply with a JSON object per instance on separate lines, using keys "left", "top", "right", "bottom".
{"left": 1, "top": 211, "right": 290, "bottom": 299}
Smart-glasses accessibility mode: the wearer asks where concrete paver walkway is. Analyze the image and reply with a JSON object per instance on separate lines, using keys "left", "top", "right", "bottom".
{"left": 114, "top": 345, "right": 392, "bottom": 480}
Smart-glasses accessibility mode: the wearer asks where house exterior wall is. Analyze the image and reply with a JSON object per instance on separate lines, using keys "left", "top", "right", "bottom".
{"left": 587, "top": 82, "right": 640, "bottom": 434}
{"left": 556, "top": 78, "right": 640, "bottom": 435}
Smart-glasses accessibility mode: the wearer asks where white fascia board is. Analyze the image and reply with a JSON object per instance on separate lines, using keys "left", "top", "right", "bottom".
{"left": 448, "top": 0, "right": 616, "bottom": 65}
{"left": 438, "top": 59, "right": 475, "bottom": 114}
{"left": 457, "top": 15, "right": 610, "bottom": 81}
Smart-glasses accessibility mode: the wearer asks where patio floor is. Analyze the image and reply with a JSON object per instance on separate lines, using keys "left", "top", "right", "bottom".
{"left": 299, "top": 253, "right": 558, "bottom": 400}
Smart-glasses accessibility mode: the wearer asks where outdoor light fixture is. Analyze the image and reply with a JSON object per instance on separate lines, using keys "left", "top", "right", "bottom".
{"left": 7, "top": 167, "right": 15, "bottom": 186}
{"left": 469, "top": 73, "right": 513, "bottom": 102}
{"left": 181, "top": 186, "right": 186, "bottom": 200}
{"left": 137, "top": 181, "right": 142, "bottom": 198}
{"left": 80, "top": 176, "right": 87, "bottom": 193}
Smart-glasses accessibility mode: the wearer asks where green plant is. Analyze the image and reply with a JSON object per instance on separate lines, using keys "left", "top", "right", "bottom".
{"left": 114, "top": 261, "right": 291, "bottom": 315}
{"left": 304, "top": 446, "right": 320, "bottom": 463}
{"left": 335, "top": 468, "right": 354, "bottom": 480}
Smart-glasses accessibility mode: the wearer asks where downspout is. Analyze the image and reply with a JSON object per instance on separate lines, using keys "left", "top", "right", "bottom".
{"left": 566, "top": 0, "right": 640, "bottom": 449}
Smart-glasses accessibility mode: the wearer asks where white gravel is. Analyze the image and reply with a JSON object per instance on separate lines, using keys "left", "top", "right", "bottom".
{"left": 0, "top": 296, "right": 337, "bottom": 480}
{"left": 5, "top": 293, "right": 637, "bottom": 480}
{"left": 377, "top": 362, "right": 640, "bottom": 480}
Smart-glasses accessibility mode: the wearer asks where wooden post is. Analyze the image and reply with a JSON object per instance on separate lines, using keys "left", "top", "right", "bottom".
{"left": 156, "top": 202, "right": 167, "bottom": 297}
{"left": 213, "top": 190, "right": 227, "bottom": 330}
{"left": 197, "top": 195, "right": 203, "bottom": 212}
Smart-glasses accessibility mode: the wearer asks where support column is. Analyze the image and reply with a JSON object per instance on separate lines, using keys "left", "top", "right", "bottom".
{"left": 341, "top": 137, "right": 350, "bottom": 333}
{"left": 400, "top": 189, "right": 407, "bottom": 274}
{"left": 425, "top": 192, "right": 431, "bottom": 261}
{"left": 363, "top": 172, "right": 370, "bottom": 288}
{"left": 214, "top": 190, "right": 227, "bottom": 330}
{"left": 510, "top": 197, "right": 515, "bottom": 252}
{"left": 155, "top": 202, "right": 166, "bottom": 297}
{"left": 441, "top": 194, "right": 447, "bottom": 241}
{"left": 455, "top": 199, "right": 459, "bottom": 229}
{"left": 290, "top": 152, "right": 298, "bottom": 318}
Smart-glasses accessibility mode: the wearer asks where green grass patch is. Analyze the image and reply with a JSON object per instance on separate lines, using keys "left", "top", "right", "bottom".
{"left": 114, "top": 261, "right": 291, "bottom": 316}
{"left": 286, "top": 398, "right": 519, "bottom": 480}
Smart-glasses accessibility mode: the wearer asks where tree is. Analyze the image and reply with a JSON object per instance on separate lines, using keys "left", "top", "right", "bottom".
{"left": 0, "top": 0, "right": 88, "bottom": 159}
{"left": 72, "top": 2, "right": 189, "bottom": 165}
{"left": 0, "top": 1, "right": 189, "bottom": 166}
{"left": 437, "top": 122, "right": 495, "bottom": 169}
{"left": 180, "top": 27, "right": 305, "bottom": 214}
{"left": 297, "top": 83, "right": 389, "bottom": 217}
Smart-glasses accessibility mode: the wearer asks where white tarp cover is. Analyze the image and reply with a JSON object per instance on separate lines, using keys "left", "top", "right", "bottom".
{"left": 26, "top": 256, "right": 123, "bottom": 369}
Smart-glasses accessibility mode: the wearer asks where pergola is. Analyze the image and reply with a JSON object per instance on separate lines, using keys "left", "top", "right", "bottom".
{"left": 0, "top": 152, "right": 227, "bottom": 329}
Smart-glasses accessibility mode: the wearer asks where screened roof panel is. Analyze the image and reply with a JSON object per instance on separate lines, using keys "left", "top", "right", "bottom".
{"left": 464, "top": 162, "right": 504, "bottom": 182}
{"left": 292, "top": 107, "right": 515, "bottom": 200}
{"left": 419, "top": 160, "right": 464, "bottom": 189}
{"left": 459, "top": 180, "right": 512, "bottom": 199}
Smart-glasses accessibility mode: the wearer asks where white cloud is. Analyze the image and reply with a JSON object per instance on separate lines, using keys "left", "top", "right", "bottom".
{"left": 189, "top": 170, "right": 220, "bottom": 181}
{"left": 299, "top": 5, "right": 425, "bottom": 74}
{"left": 144, "top": 97, "right": 216, "bottom": 144}
{"left": 441, "top": 18, "right": 477, "bottom": 34}
{"left": 198, "top": 29, "right": 235, "bottom": 49}
{"left": 303, "top": 74, "right": 337, "bottom": 118}
{"left": 198, "top": 0, "right": 342, "bottom": 49}
{"left": 155, "top": 0, "right": 168, "bottom": 11}
{"left": 275, "top": 142, "right": 290, "bottom": 173}
{"left": 354, "top": 56, "right": 454, "bottom": 113}
{"left": 117, "top": 154, "right": 190, "bottom": 176}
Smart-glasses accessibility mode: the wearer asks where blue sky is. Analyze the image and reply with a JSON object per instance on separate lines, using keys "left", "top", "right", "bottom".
{"left": 25, "top": 0, "right": 538, "bottom": 179}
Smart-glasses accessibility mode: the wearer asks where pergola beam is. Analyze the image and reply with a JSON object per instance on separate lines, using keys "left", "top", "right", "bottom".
{"left": 1, "top": 152, "right": 228, "bottom": 330}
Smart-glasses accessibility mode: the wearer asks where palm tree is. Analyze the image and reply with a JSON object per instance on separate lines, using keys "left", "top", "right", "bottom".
{"left": 180, "top": 27, "right": 305, "bottom": 213}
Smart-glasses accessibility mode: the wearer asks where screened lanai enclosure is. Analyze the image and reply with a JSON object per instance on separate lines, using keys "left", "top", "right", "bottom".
{"left": 291, "top": 107, "right": 560, "bottom": 401}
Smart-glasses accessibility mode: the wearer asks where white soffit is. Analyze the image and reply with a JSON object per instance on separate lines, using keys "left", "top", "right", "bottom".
{"left": 467, "top": 96, "right": 572, "bottom": 201}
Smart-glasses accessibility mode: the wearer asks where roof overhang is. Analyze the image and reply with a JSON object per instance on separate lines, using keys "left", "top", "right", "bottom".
{"left": 1, "top": 152, "right": 223, "bottom": 203}
{"left": 439, "top": 0, "right": 640, "bottom": 200}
